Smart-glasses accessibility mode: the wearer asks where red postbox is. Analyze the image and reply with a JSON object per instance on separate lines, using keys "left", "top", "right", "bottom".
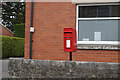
{"left": 64, "top": 28, "right": 77, "bottom": 52}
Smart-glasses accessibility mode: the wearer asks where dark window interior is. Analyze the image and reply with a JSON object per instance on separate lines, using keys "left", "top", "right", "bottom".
{"left": 78, "top": 5, "right": 120, "bottom": 18}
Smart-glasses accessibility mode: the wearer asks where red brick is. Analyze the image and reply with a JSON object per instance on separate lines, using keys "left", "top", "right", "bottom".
{"left": 0, "top": 24, "right": 13, "bottom": 37}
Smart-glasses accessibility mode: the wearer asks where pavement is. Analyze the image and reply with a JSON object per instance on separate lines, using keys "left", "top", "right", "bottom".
{"left": 0, "top": 59, "right": 9, "bottom": 79}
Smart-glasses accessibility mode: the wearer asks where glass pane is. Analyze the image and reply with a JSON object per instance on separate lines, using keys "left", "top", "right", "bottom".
{"left": 78, "top": 5, "right": 120, "bottom": 18}
{"left": 97, "top": 6, "right": 110, "bottom": 17}
{"left": 79, "top": 6, "right": 97, "bottom": 18}
{"left": 78, "top": 20, "right": 120, "bottom": 41}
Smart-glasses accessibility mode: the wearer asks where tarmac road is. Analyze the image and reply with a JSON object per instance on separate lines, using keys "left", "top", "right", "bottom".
{"left": 0, "top": 59, "right": 9, "bottom": 79}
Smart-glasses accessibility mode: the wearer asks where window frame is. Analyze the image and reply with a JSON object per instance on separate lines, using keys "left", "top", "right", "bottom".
{"left": 76, "top": 3, "right": 120, "bottom": 45}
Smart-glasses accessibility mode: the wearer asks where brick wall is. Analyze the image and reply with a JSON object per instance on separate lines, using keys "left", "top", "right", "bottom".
{"left": 0, "top": 24, "right": 13, "bottom": 37}
{"left": 25, "top": 2, "right": 119, "bottom": 63}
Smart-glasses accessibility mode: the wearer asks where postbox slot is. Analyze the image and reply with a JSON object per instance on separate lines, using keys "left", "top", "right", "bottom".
{"left": 64, "top": 32, "right": 72, "bottom": 37}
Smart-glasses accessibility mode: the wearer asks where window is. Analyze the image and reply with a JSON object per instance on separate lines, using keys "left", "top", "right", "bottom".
{"left": 76, "top": 3, "right": 120, "bottom": 45}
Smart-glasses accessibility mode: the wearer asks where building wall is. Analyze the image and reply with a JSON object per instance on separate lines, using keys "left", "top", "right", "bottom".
{"left": 0, "top": 24, "right": 13, "bottom": 37}
{"left": 25, "top": 2, "right": 119, "bottom": 63}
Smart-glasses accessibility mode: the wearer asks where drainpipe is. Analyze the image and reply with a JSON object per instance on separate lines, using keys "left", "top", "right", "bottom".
{"left": 29, "top": 0, "right": 34, "bottom": 59}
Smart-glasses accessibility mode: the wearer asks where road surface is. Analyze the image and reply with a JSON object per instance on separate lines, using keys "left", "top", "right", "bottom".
{"left": 0, "top": 59, "right": 9, "bottom": 79}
